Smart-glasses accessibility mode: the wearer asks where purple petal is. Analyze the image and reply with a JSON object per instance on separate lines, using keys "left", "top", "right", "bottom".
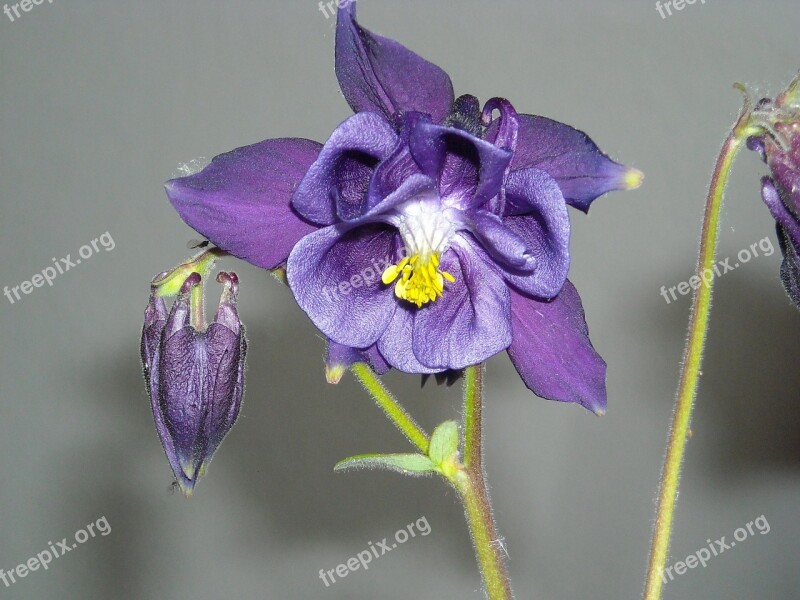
{"left": 204, "top": 276, "right": 246, "bottom": 454}
{"left": 160, "top": 326, "right": 206, "bottom": 475}
{"left": 377, "top": 305, "right": 440, "bottom": 374}
{"left": 409, "top": 120, "right": 512, "bottom": 209}
{"left": 203, "top": 322, "right": 246, "bottom": 455}
{"left": 141, "top": 288, "right": 167, "bottom": 382}
{"left": 287, "top": 224, "right": 399, "bottom": 348}
{"left": 777, "top": 226, "right": 800, "bottom": 308}
{"left": 761, "top": 177, "right": 800, "bottom": 244}
{"left": 143, "top": 296, "right": 186, "bottom": 489}
{"left": 761, "top": 177, "right": 800, "bottom": 307}
{"left": 412, "top": 241, "right": 512, "bottom": 370}
{"left": 359, "top": 174, "right": 439, "bottom": 226}
{"left": 292, "top": 113, "right": 398, "bottom": 224}
{"left": 465, "top": 210, "right": 536, "bottom": 272}
{"left": 166, "top": 138, "right": 322, "bottom": 270}
{"left": 499, "top": 168, "right": 571, "bottom": 298}
{"left": 335, "top": 3, "right": 454, "bottom": 123}
{"left": 766, "top": 134, "right": 800, "bottom": 214}
{"left": 747, "top": 135, "right": 767, "bottom": 162}
{"left": 481, "top": 98, "right": 520, "bottom": 152}
{"left": 367, "top": 143, "right": 423, "bottom": 210}
{"left": 502, "top": 114, "right": 639, "bottom": 212}
{"left": 507, "top": 282, "right": 607, "bottom": 414}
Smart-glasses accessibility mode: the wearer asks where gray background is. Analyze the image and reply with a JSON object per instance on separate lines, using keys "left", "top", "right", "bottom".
{"left": 1, "top": 1, "right": 798, "bottom": 598}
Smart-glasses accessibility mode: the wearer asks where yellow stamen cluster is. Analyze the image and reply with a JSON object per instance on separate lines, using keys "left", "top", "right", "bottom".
{"left": 381, "top": 253, "right": 456, "bottom": 308}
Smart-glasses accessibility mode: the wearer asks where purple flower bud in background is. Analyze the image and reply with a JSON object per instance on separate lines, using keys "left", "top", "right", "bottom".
{"left": 141, "top": 272, "right": 246, "bottom": 496}
{"left": 748, "top": 79, "right": 800, "bottom": 306}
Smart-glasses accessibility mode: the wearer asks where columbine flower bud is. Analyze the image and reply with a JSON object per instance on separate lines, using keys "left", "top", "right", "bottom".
{"left": 748, "top": 77, "right": 800, "bottom": 306}
{"left": 141, "top": 271, "right": 246, "bottom": 496}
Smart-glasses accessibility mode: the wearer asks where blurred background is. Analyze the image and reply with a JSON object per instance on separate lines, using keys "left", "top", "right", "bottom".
{"left": 1, "top": 1, "right": 798, "bottom": 598}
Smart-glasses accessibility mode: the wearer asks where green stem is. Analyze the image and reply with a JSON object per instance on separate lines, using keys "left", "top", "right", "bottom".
{"left": 463, "top": 364, "right": 484, "bottom": 470}
{"left": 460, "top": 364, "right": 512, "bottom": 600}
{"left": 643, "top": 106, "right": 758, "bottom": 600}
{"left": 453, "top": 471, "right": 512, "bottom": 600}
{"left": 351, "top": 363, "right": 429, "bottom": 454}
{"left": 190, "top": 281, "right": 205, "bottom": 330}
{"left": 351, "top": 363, "right": 511, "bottom": 598}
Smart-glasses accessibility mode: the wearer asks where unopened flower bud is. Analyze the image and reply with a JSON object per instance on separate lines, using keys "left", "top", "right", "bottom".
{"left": 142, "top": 271, "right": 246, "bottom": 496}
{"left": 749, "top": 78, "right": 800, "bottom": 307}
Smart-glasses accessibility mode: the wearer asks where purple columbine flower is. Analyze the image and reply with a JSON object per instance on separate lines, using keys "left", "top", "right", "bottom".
{"left": 141, "top": 272, "right": 246, "bottom": 496}
{"left": 748, "top": 80, "right": 800, "bottom": 307}
{"left": 164, "top": 5, "right": 641, "bottom": 413}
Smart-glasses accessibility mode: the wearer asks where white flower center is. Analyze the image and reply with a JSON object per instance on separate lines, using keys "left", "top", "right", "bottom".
{"left": 382, "top": 198, "right": 458, "bottom": 308}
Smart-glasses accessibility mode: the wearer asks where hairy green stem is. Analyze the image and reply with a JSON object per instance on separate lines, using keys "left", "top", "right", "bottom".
{"left": 351, "top": 363, "right": 511, "bottom": 598}
{"left": 643, "top": 107, "right": 758, "bottom": 600}
{"left": 463, "top": 364, "right": 484, "bottom": 470}
{"left": 461, "top": 364, "right": 512, "bottom": 600}
{"left": 351, "top": 363, "right": 429, "bottom": 454}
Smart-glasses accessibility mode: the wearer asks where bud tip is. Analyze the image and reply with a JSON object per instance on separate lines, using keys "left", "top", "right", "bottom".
{"left": 623, "top": 167, "right": 644, "bottom": 191}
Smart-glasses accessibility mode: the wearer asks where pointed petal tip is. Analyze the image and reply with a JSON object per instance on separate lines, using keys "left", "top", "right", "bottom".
{"left": 271, "top": 267, "right": 288, "bottom": 285}
{"left": 622, "top": 167, "right": 644, "bottom": 191}
{"left": 178, "top": 481, "right": 195, "bottom": 499}
{"left": 325, "top": 364, "right": 347, "bottom": 384}
{"left": 174, "top": 469, "right": 198, "bottom": 498}
{"left": 180, "top": 459, "right": 197, "bottom": 481}
{"left": 591, "top": 405, "right": 607, "bottom": 417}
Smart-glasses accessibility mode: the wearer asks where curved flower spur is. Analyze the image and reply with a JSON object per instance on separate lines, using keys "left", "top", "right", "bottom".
{"left": 165, "top": 4, "right": 642, "bottom": 414}
{"left": 142, "top": 262, "right": 246, "bottom": 497}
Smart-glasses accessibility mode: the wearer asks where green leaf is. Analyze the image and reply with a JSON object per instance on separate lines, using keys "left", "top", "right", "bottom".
{"left": 429, "top": 420, "right": 459, "bottom": 466}
{"left": 334, "top": 453, "right": 436, "bottom": 476}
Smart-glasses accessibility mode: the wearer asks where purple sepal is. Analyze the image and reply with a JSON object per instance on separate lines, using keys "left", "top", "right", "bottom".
{"left": 165, "top": 139, "right": 322, "bottom": 270}
{"left": 507, "top": 282, "right": 607, "bottom": 415}
{"left": 498, "top": 114, "right": 631, "bottom": 212}
{"left": 335, "top": 3, "right": 454, "bottom": 123}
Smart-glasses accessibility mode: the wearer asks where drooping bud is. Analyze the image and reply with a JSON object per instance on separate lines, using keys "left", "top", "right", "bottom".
{"left": 748, "top": 75, "right": 800, "bottom": 307}
{"left": 142, "top": 271, "right": 246, "bottom": 496}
